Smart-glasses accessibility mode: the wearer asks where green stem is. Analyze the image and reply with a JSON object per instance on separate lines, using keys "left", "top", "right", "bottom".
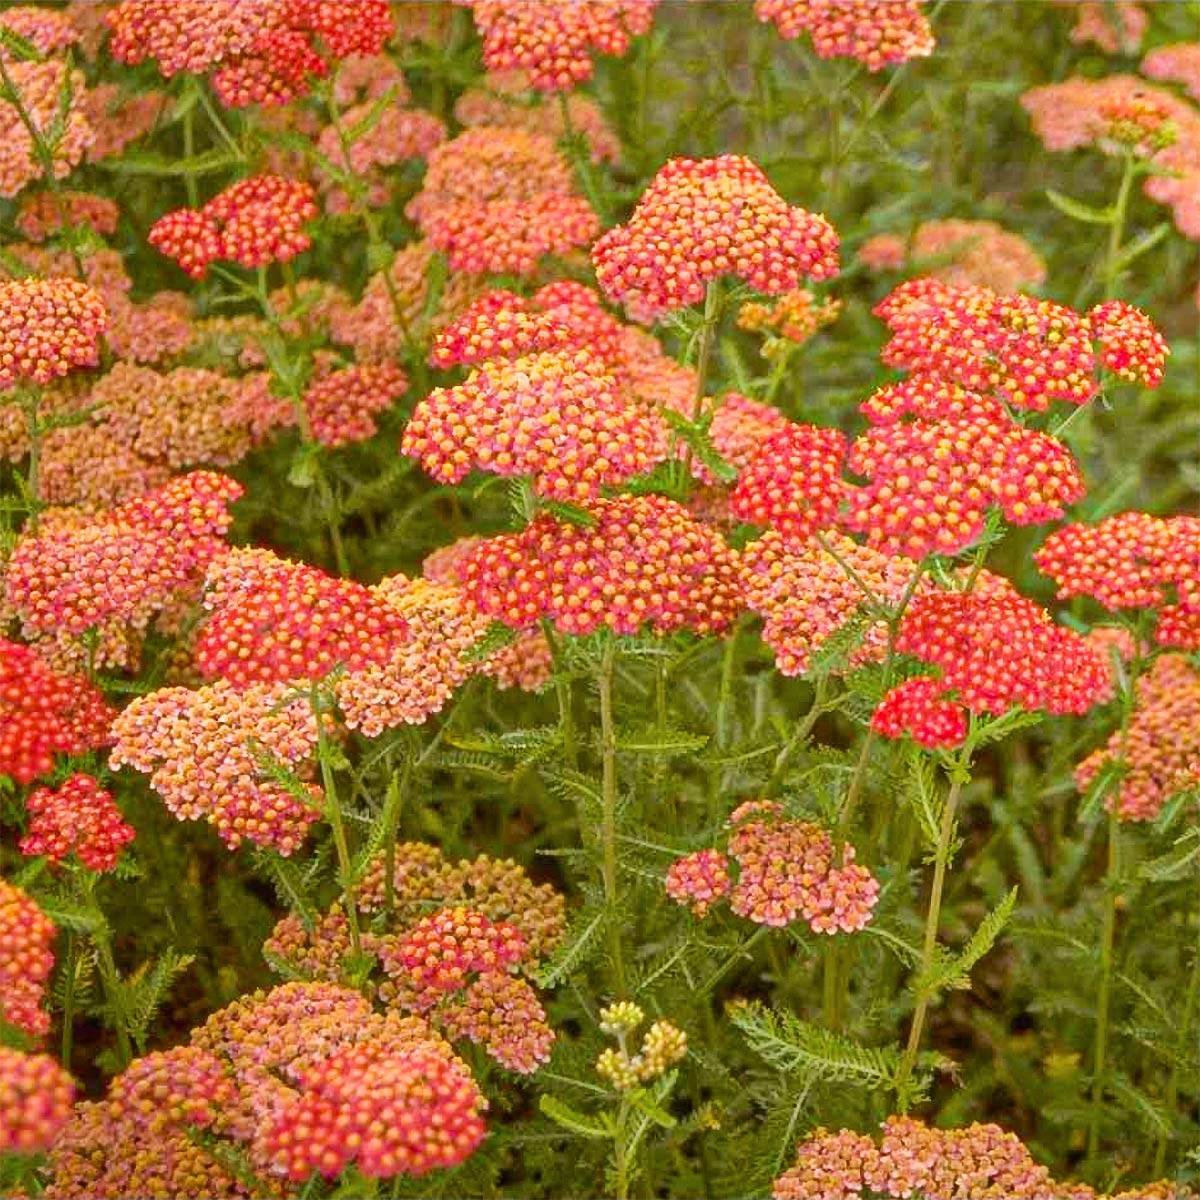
{"left": 764, "top": 677, "right": 829, "bottom": 798}
{"left": 894, "top": 770, "right": 966, "bottom": 1107}
{"left": 690, "top": 281, "right": 723, "bottom": 424}
{"left": 598, "top": 639, "right": 627, "bottom": 995}
{"left": 89, "top": 903, "right": 133, "bottom": 1069}
{"left": 182, "top": 98, "right": 199, "bottom": 208}
{"left": 542, "top": 619, "right": 577, "bottom": 771}
{"left": 715, "top": 622, "right": 739, "bottom": 749}
{"left": 613, "top": 1097, "right": 631, "bottom": 1200}
{"left": 19, "top": 389, "right": 43, "bottom": 528}
{"left": 702, "top": 925, "right": 769, "bottom": 993}
{"left": 1103, "top": 150, "right": 1136, "bottom": 301}
{"left": 381, "top": 757, "right": 410, "bottom": 918}
{"left": 315, "top": 689, "right": 361, "bottom": 957}
{"left": 59, "top": 930, "right": 76, "bottom": 1069}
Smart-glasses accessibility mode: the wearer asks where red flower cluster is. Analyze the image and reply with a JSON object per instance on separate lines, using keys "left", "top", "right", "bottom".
{"left": 731, "top": 424, "right": 847, "bottom": 546}
{"left": 1035, "top": 512, "right": 1200, "bottom": 648}
{"left": 407, "top": 128, "right": 599, "bottom": 275}
{"left": 109, "top": 679, "right": 324, "bottom": 855}
{"left": 149, "top": 176, "right": 318, "bottom": 278}
{"left": 871, "top": 590, "right": 1112, "bottom": 748}
{"left": 5, "top": 471, "right": 242, "bottom": 638}
{"left": 0, "top": 1047, "right": 75, "bottom": 1155}
{"left": 107, "top": 0, "right": 392, "bottom": 107}
{"left": 0, "top": 879, "right": 56, "bottom": 1039}
{"left": 388, "top": 906, "right": 528, "bottom": 997}
{"left": 195, "top": 548, "right": 410, "bottom": 688}
{"left": 593, "top": 155, "right": 839, "bottom": 319}
{"left": 264, "top": 1041, "right": 487, "bottom": 1181}
{"left": 403, "top": 348, "right": 668, "bottom": 501}
{"left": 20, "top": 773, "right": 135, "bottom": 872}
{"left": 843, "top": 379, "right": 1085, "bottom": 559}
{"left": 870, "top": 675, "right": 968, "bottom": 749}
{"left": 1088, "top": 299, "right": 1171, "bottom": 387}
{"left": 667, "top": 804, "right": 880, "bottom": 934}
{"left": 468, "top": 1, "right": 656, "bottom": 91}
{"left": 754, "top": 0, "right": 935, "bottom": 71}
{"left": 1076, "top": 654, "right": 1200, "bottom": 822}
{"left": 0, "top": 278, "right": 107, "bottom": 390}
{"left": 0, "top": 640, "right": 114, "bottom": 785}
{"left": 461, "top": 495, "right": 742, "bottom": 637}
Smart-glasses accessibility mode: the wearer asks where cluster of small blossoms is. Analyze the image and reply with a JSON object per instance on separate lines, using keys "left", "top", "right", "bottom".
{"left": 858, "top": 219, "right": 1047, "bottom": 294}
{"left": 0, "top": 1047, "right": 75, "bottom": 1155}
{"left": 736, "top": 289, "right": 842, "bottom": 358}
{"left": 194, "top": 547, "right": 409, "bottom": 687}
{"left": 876, "top": 278, "right": 1168, "bottom": 407}
{"left": 0, "top": 60, "right": 93, "bottom": 197}
{"left": 1035, "top": 512, "right": 1200, "bottom": 648}
{"left": 0, "top": 5, "right": 79, "bottom": 57}
{"left": 77, "top": 83, "right": 168, "bottom": 163}
{"left": 0, "top": 639, "right": 114, "bottom": 785}
{"left": 388, "top": 907, "right": 527, "bottom": 995}
{"left": 455, "top": 72, "right": 620, "bottom": 163}
{"left": 407, "top": 127, "right": 599, "bottom": 275}
{"left": 1, "top": 242, "right": 131, "bottom": 307}
{"left": 460, "top": 495, "right": 743, "bottom": 637}
{"left": 843, "top": 379, "right": 1085, "bottom": 559}
{"left": 19, "top": 773, "right": 135, "bottom": 872}
{"left": 731, "top": 424, "right": 847, "bottom": 547}
{"left": 667, "top": 803, "right": 880, "bottom": 934}
{"left": 1143, "top": 42, "right": 1200, "bottom": 104}
{"left": 754, "top": 0, "right": 935, "bottom": 70}
{"left": 595, "top": 1002, "right": 688, "bottom": 1090}
{"left": 109, "top": 679, "right": 325, "bottom": 855}
{"left": 16, "top": 190, "right": 120, "bottom": 242}
{"left": 106, "top": 0, "right": 391, "bottom": 108}
{"left": 5, "top": 471, "right": 242, "bottom": 638}
{"left": 265, "top": 1040, "right": 487, "bottom": 1181}
{"left": 0, "top": 878, "right": 56, "bottom": 1039}
{"left": 696, "top": 392, "right": 791, "bottom": 488}
{"left": 870, "top": 590, "right": 1112, "bottom": 749}
{"left": 467, "top": 1, "right": 656, "bottom": 90}
{"left": 150, "top": 176, "right": 318, "bottom": 278}
{"left": 0, "top": 278, "right": 107, "bottom": 390}
{"left": 1068, "top": 1, "right": 1147, "bottom": 55}
{"left": 870, "top": 675, "right": 968, "bottom": 749}
{"left": 1076, "top": 654, "right": 1200, "bottom": 822}
{"left": 593, "top": 155, "right": 839, "bottom": 320}
{"left": 104, "top": 291, "right": 195, "bottom": 368}
{"left": 403, "top": 347, "right": 668, "bottom": 501}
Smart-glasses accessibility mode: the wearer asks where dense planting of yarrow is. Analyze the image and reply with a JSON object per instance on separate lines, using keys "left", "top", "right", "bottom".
{"left": 0, "top": 1, "right": 1198, "bottom": 1197}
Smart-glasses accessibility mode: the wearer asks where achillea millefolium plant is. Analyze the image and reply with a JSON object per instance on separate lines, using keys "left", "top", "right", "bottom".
{"left": 0, "top": 1, "right": 1199, "bottom": 1197}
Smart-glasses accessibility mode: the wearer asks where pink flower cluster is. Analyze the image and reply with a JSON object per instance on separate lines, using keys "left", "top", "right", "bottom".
{"left": 0, "top": 1046, "right": 75, "bottom": 1155}
{"left": 20, "top": 773, "right": 135, "bottom": 872}
{"left": 755, "top": 0, "right": 935, "bottom": 71}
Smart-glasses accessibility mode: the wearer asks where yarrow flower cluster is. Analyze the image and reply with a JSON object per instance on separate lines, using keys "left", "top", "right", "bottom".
{"left": 1075, "top": 654, "right": 1200, "bottom": 822}
{"left": 109, "top": 679, "right": 325, "bottom": 855}
{"left": 754, "top": 0, "right": 935, "bottom": 71}
{"left": 736, "top": 289, "right": 842, "bottom": 358}
{"left": 1142, "top": 42, "right": 1200, "bottom": 104}
{"left": 403, "top": 347, "right": 668, "bottom": 501}
{"left": 149, "top": 176, "right": 318, "bottom": 278}
{"left": 667, "top": 802, "right": 880, "bottom": 934}
{"left": 875, "top": 278, "right": 1167, "bottom": 408}
{"left": 19, "top": 773, "right": 135, "bottom": 872}
{"left": 842, "top": 377, "right": 1086, "bottom": 558}
{"left": 5, "top": 471, "right": 242, "bottom": 638}
{"left": 858, "top": 219, "right": 1047, "bottom": 294}
{"left": 0, "top": 278, "right": 107, "bottom": 390}
{"left": 16, "top": 190, "right": 120, "bottom": 242}
{"left": 407, "top": 127, "right": 599, "bottom": 275}
{"left": 0, "top": 60, "right": 93, "bottom": 198}
{"left": 0, "top": 639, "right": 114, "bottom": 785}
{"left": 0, "top": 1047, "right": 75, "bottom": 1155}
{"left": 595, "top": 1002, "right": 688, "bottom": 1090}
{"left": 460, "top": 495, "right": 743, "bottom": 637}
{"left": 1069, "top": 1, "right": 1147, "bottom": 56}
{"left": 107, "top": 0, "right": 393, "bottom": 107}
{"left": 871, "top": 590, "right": 1112, "bottom": 749}
{"left": 389, "top": 906, "right": 527, "bottom": 996}
{"left": 467, "top": 1, "right": 657, "bottom": 91}
{"left": 194, "top": 547, "right": 410, "bottom": 688}
{"left": 593, "top": 155, "right": 839, "bottom": 319}
{"left": 0, "top": 878, "right": 56, "bottom": 1039}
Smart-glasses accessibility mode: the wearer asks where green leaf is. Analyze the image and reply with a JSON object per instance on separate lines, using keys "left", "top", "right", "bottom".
{"left": 0, "top": 27, "right": 43, "bottom": 63}
{"left": 917, "top": 886, "right": 1017, "bottom": 996}
{"left": 1078, "top": 757, "right": 1124, "bottom": 826}
{"left": 535, "top": 907, "right": 606, "bottom": 988}
{"left": 251, "top": 849, "right": 320, "bottom": 929}
{"left": 729, "top": 1000, "right": 902, "bottom": 1088}
{"left": 539, "top": 1094, "right": 613, "bottom": 1139}
{"left": 1114, "top": 222, "right": 1172, "bottom": 270}
{"left": 1045, "top": 189, "right": 1115, "bottom": 225}
{"left": 120, "top": 948, "right": 196, "bottom": 1051}
{"left": 102, "top": 148, "right": 246, "bottom": 177}
{"left": 615, "top": 726, "right": 709, "bottom": 756}
{"left": 461, "top": 620, "right": 520, "bottom": 665}
{"left": 626, "top": 1086, "right": 677, "bottom": 1128}
{"left": 1140, "top": 828, "right": 1200, "bottom": 883}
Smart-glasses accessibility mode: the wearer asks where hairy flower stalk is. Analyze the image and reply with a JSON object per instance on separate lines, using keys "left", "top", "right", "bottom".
{"left": 599, "top": 639, "right": 628, "bottom": 996}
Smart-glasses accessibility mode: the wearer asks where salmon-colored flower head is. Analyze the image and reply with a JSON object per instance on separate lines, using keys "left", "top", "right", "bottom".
{"left": 0, "top": 278, "right": 107, "bottom": 390}
{"left": 1069, "top": 1, "right": 1147, "bottom": 56}
{"left": 402, "top": 347, "right": 668, "bottom": 501}
{"left": 150, "top": 176, "right": 318, "bottom": 279}
{"left": 16, "top": 191, "right": 120, "bottom": 243}
{"left": 0, "top": 639, "right": 115, "bottom": 786}
{"left": 0, "top": 60, "right": 93, "bottom": 198}
{"left": 1075, "top": 654, "right": 1200, "bottom": 822}
{"left": 0, "top": 879, "right": 56, "bottom": 1039}
{"left": 20, "top": 773, "right": 135, "bottom": 872}
{"left": 736, "top": 288, "right": 842, "bottom": 356}
{"left": 109, "top": 679, "right": 324, "bottom": 855}
{"left": 1143, "top": 42, "right": 1200, "bottom": 103}
{"left": 467, "top": 0, "right": 656, "bottom": 91}
{"left": 264, "top": 1040, "right": 487, "bottom": 1180}
{"left": 0, "top": 1048, "right": 75, "bottom": 1155}
{"left": 755, "top": 0, "right": 935, "bottom": 71}
{"left": 593, "top": 155, "right": 839, "bottom": 320}
{"left": 461, "top": 495, "right": 742, "bottom": 637}
{"left": 0, "top": 5, "right": 79, "bottom": 58}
